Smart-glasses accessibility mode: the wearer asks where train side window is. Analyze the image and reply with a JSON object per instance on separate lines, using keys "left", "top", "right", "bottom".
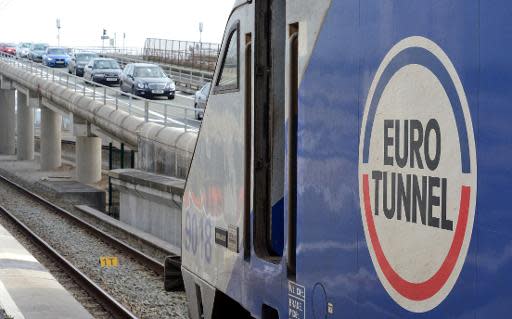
{"left": 215, "top": 23, "right": 240, "bottom": 93}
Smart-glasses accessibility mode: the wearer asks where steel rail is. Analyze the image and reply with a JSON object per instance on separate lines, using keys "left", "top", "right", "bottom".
{"left": 0, "top": 204, "right": 139, "bottom": 319}
{"left": 0, "top": 174, "right": 165, "bottom": 275}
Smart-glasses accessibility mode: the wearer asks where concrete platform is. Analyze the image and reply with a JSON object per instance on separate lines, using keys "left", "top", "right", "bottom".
{"left": 0, "top": 224, "right": 92, "bottom": 319}
{"left": 38, "top": 180, "right": 106, "bottom": 212}
{"left": 0, "top": 156, "right": 106, "bottom": 211}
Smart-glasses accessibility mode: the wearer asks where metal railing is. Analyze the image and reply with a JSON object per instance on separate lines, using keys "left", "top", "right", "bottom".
{"left": 0, "top": 52, "right": 200, "bottom": 132}
{"left": 72, "top": 46, "right": 214, "bottom": 92}
{"left": 98, "top": 52, "right": 212, "bottom": 92}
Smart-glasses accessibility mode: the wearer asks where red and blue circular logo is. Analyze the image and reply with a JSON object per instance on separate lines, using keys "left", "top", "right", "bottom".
{"left": 358, "top": 36, "right": 477, "bottom": 313}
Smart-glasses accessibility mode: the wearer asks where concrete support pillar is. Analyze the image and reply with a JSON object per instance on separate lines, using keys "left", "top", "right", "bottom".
{"left": 40, "top": 106, "right": 62, "bottom": 170}
{"left": 76, "top": 136, "right": 102, "bottom": 184}
{"left": 16, "top": 93, "right": 35, "bottom": 160}
{"left": 0, "top": 89, "right": 15, "bottom": 155}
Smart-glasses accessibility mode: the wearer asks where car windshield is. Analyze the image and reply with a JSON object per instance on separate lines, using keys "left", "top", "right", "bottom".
{"left": 47, "top": 48, "right": 67, "bottom": 55}
{"left": 201, "top": 83, "right": 211, "bottom": 94}
{"left": 34, "top": 44, "right": 47, "bottom": 50}
{"left": 133, "top": 66, "right": 166, "bottom": 78}
{"left": 21, "top": 43, "right": 31, "bottom": 48}
{"left": 6, "top": 43, "right": 16, "bottom": 47}
{"left": 94, "top": 60, "right": 120, "bottom": 69}
{"left": 77, "top": 54, "right": 96, "bottom": 62}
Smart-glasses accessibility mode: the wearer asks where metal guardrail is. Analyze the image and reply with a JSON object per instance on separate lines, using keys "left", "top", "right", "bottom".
{"left": 0, "top": 52, "right": 200, "bottom": 132}
{"left": 99, "top": 52, "right": 212, "bottom": 93}
{"left": 73, "top": 47, "right": 213, "bottom": 93}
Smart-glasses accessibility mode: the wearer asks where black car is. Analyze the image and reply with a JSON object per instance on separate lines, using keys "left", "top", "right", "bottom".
{"left": 120, "top": 63, "right": 176, "bottom": 99}
{"left": 68, "top": 52, "right": 98, "bottom": 76}
{"left": 83, "top": 58, "right": 122, "bottom": 85}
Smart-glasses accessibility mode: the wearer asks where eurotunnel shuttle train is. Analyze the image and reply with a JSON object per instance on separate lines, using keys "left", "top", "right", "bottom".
{"left": 181, "top": 0, "right": 512, "bottom": 318}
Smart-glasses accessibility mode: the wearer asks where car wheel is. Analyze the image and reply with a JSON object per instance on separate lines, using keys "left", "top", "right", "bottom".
{"left": 168, "top": 95, "right": 175, "bottom": 100}
{"left": 194, "top": 104, "right": 201, "bottom": 120}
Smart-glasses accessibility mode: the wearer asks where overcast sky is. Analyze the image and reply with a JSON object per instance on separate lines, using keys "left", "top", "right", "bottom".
{"left": 0, "top": 0, "right": 234, "bottom": 48}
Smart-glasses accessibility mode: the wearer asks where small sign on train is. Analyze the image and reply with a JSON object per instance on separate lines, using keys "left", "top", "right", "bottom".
{"left": 99, "top": 256, "right": 119, "bottom": 268}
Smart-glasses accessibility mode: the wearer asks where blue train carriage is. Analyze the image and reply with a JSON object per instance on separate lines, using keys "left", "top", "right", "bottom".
{"left": 181, "top": 0, "right": 512, "bottom": 318}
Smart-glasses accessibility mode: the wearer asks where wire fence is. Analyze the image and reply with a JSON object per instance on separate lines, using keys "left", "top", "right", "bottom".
{"left": 143, "top": 38, "right": 220, "bottom": 72}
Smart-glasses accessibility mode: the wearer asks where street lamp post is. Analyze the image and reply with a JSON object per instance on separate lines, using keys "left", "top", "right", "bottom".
{"left": 199, "top": 22, "right": 203, "bottom": 44}
{"left": 199, "top": 22, "right": 204, "bottom": 63}
{"left": 56, "top": 19, "right": 61, "bottom": 46}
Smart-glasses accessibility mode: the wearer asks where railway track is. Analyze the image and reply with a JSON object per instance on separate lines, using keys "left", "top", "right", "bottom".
{"left": 0, "top": 174, "right": 188, "bottom": 318}
{"left": 0, "top": 204, "right": 137, "bottom": 319}
{"left": 0, "top": 174, "right": 164, "bottom": 274}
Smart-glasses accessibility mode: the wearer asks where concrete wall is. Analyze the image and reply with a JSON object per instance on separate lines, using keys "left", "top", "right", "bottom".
{"left": 110, "top": 169, "right": 184, "bottom": 254}
{"left": 118, "top": 184, "right": 181, "bottom": 251}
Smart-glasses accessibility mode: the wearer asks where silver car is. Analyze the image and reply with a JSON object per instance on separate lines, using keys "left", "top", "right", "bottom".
{"left": 83, "top": 58, "right": 122, "bottom": 85}
{"left": 68, "top": 52, "right": 98, "bottom": 76}
{"left": 194, "top": 82, "right": 211, "bottom": 120}
{"left": 29, "top": 43, "right": 48, "bottom": 63}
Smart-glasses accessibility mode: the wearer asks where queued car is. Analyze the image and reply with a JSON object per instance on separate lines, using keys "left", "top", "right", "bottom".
{"left": 83, "top": 58, "right": 122, "bottom": 85}
{"left": 0, "top": 43, "right": 17, "bottom": 56}
{"left": 16, "top": 42, "right": 32, "bottom": 58}
{"left": 68, "top": 52, "right": 98, "bottom": 76}
{"left": 120, "top": 63, "right": 176, "bottom": 99}
{"left": 42, "top": 47, "right": 70, "bottom": 67}
{"left": 194, "top": 82, "right": 211, "bottom": 120}
{"left": 29, "top": 43, "right": 49, "bottom": 62}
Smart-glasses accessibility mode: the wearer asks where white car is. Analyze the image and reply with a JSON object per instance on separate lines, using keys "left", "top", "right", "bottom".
{"left": 16, "top": 42, "right": 32, "bottom": 58}
{"left": 194, "top": 82, "right": 211, "bottom": 120}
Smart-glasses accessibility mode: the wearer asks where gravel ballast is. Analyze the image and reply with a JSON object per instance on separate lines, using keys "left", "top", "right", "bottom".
{"left": 0, "top": 177, "right": 188, "bottom": 319}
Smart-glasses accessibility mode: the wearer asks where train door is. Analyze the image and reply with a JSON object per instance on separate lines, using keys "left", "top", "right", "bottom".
{"left": 242, "top": 0, "right": 289, "bottom": 317}
{"left": 251, "top": 0, "right": 287, "bottom": 261}
{"left": 245, "top": 0, "right": 335, "bottom": 317}
{"left": 182, "top": 0, "right": 332, "bottom": 318}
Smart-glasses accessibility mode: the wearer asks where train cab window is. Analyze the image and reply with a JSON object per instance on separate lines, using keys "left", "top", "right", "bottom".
{"left": 215, "top": 24, "right": 239, "bottom": 92}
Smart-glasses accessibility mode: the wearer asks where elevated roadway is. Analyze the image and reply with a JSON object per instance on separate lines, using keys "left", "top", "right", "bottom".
{"left": 0, "top": 52, "right": 198, "bottom": 183}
